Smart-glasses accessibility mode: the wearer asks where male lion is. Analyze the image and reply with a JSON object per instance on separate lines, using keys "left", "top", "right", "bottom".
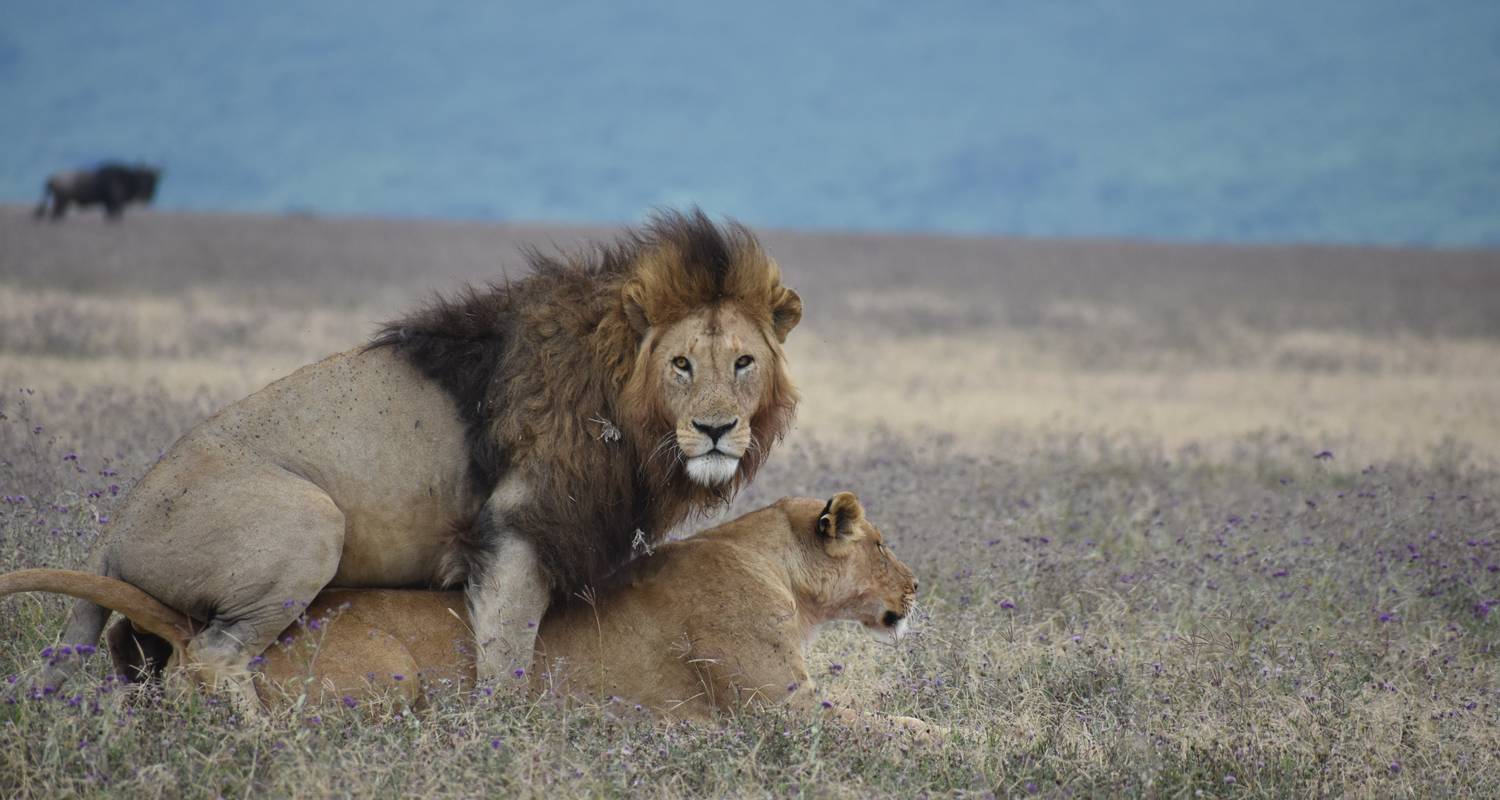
{"left": 5, "top": 493, "right": 932, "bottom": 735}
{"left": 43, "top": 210, "right": 803, "bottom": 705}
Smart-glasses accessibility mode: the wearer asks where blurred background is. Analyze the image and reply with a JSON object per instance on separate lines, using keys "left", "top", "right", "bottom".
{"left": 2, "top": 2, "right": 1499, "bottom": 466}
{"left": 3, "top": 1, "right": 1499, "bottom": 245}
{"left": 6, "top": 6, "right": 1500, "bottom": 793}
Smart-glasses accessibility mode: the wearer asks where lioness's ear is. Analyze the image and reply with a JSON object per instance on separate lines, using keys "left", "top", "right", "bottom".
{"left": 622, "top": 281, "right": 651, "bottom": 337}
{"left": 816, "top": 491, "right": 865, "bottom": 539}
{"left": 770, "top": 287, "right": 802, "bottom": 343}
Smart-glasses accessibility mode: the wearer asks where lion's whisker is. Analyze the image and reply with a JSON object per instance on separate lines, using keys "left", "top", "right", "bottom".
{"left": 648, "top": 431, "right": 677, "bottom": 461}
{"left": 648, "top": 435, "right": 681, "bottom": 470}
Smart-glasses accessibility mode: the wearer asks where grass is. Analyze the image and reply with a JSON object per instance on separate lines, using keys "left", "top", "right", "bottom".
{"left": 2, "top": 208, "right": 1499, "bottom": 796}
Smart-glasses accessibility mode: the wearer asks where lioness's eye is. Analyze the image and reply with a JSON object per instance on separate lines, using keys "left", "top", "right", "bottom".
{"left": 672, "top": 356, "right": 692, "bottom": 373}
{"left": 735, "top": 355, "right": 754, "bottom": 370}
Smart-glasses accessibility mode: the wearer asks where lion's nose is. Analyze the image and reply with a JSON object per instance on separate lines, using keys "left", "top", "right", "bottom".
{"left": 693, "top": 419, "right": 737, "bottom": 443}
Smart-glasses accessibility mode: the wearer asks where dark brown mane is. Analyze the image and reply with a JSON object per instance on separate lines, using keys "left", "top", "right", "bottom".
{"left": 369, "top": 209, "right": 799, "bottom": 594}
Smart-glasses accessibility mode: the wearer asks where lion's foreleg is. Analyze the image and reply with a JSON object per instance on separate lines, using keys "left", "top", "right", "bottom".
{"left": 787, "top": 684, "right": 948, "bottom": 744}
{"left": 466, "top": 535, "right": 550, "bottom": 683}
{"left": 465, "top": 478, "right": 551, "bottom": 683}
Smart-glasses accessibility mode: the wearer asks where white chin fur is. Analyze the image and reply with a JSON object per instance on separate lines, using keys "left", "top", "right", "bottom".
{"left": 868, "top": 617, "right": 909, "bottom": 645}
{"left": 685, "top": 453, "right": 740, "bottom": 486}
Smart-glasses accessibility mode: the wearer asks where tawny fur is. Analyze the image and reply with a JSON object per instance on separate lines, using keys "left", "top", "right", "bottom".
{"left": 377, "top": 208, "right": 802, "bottom": 587}
{"left": 40, "top": 209, "right": 803, "bottom": 694}
{"left": 3, "top": 495, "right": 927, "bottom": 734}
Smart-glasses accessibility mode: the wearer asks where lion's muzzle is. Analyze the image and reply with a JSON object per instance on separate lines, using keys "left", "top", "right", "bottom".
{"left": 678, "top": 417, "right": 748, "bottom": 486}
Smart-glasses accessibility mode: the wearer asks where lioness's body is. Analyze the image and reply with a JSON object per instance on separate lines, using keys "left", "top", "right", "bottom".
{"left": 535, "top": 494, "right": 916, "bottom": 717}
{"left": 9, "top": 495, "right": 917, "bottom": 724}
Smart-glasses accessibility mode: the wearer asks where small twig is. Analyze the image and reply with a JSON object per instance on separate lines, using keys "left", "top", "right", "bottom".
{"left": 589, "top": 416, "right": 622, "bottom": 443}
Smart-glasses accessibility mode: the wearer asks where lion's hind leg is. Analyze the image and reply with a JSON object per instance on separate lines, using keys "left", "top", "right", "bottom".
{"left": 130, "top": 473, "right": 348, "bottom": 715}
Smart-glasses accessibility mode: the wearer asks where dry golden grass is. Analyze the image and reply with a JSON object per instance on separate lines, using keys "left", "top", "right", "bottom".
{"left": 2, "top": 207, "right": 1499, "bottom": 797}
{"left": 6, "top": 277, "right": 1496, "bottom": 464}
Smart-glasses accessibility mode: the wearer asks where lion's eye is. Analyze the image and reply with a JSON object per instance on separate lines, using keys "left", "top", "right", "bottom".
{"left": 735, "top": 355, "right": 754, "bottom": 370}
{"left": 672, "top": 356, "right": 692, "bottom": 373}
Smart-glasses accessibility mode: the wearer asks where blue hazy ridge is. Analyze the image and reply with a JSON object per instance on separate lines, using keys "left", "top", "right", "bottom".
{"left": 2, "top": 2, "right": 1498, "bottom": 246}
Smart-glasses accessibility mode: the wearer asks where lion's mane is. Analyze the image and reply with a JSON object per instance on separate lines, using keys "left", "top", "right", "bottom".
{"left": 370, "top": 209, "right": 799, "bottom": 593}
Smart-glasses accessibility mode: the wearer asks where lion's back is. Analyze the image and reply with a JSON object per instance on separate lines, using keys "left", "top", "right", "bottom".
{"left": 103, "top": 346, "right": 484, "bottom": 598}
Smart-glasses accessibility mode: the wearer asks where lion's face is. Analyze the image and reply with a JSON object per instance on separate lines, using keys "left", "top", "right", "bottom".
{"left": 614, "top": 216, "right": 801, "bottom": 495}
{"left": 813, "top": 492, "right": 919, "bottom": 643}
{"left": 651, "top": 305, "right": 782, "bottom": 487}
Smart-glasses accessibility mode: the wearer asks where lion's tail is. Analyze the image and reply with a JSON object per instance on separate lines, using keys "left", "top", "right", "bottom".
{"left": 1, "top": 569, "right": 195, "bottom": 652}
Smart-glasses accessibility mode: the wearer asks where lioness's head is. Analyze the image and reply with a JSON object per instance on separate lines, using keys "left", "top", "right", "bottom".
{"left": 618, "top": 211, "right": 801, "bottom": 488}
{"left": 806, "top": 492, "right": 919, "bottom": 643}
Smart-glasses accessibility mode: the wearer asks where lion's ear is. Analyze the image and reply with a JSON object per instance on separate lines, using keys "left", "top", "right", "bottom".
{"left": 770, "top": 288, "right": 802, "bottom": 343}
{"left": 622, "top": 281, "right": 652, "bottom": 337}
{"left": 816, "top": 491, "right": 865, "bottom": 540}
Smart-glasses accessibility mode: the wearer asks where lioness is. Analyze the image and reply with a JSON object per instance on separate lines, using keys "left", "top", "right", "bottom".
{"left": 44, "top": 210, "right": 803, "bottom": 704}
{"left": 5, "top": 494, "right": 926, "bottom": 732}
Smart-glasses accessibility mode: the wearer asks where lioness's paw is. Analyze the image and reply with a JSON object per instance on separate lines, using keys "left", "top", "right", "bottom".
{"left": 888, "top": 714, "right": 949, "bottom": 744}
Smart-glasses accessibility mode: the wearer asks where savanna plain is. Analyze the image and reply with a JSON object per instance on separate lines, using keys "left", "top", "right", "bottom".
{"left": 2, "top": 208, "right": 1498, "bottom": 798}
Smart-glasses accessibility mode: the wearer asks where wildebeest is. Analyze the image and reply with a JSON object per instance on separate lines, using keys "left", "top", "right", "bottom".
{"left": 34, "top": 162, "right": 161, "bottom": 220}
